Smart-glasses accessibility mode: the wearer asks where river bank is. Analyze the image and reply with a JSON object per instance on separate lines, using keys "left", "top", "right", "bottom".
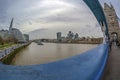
{"left": 0, "top": 42, "right": 31, "bottom": 64}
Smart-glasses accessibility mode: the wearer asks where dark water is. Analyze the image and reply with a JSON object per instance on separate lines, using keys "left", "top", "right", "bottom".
{"left": 11, "top": 42, "right": 97, "bottom": 66}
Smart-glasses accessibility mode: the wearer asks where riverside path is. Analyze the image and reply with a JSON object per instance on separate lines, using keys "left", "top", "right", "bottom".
{"left": 0, "top": 43, "right": 29, "bottom": 60}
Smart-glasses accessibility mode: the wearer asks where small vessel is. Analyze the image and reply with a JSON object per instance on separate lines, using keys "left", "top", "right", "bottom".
{"left": 37, "top": 41, "right": 43, "bottom": 45}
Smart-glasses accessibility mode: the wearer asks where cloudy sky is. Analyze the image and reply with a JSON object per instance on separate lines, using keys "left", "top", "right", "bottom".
{"left": 0, "top": 0, "right": 120, "bottom": 39}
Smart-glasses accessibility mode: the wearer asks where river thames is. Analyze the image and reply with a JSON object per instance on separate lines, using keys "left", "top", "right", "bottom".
{"left": 11, "top": 42, "right": 98, "bottom": 66}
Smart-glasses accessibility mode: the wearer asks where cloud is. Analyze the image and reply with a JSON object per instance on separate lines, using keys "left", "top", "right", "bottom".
{"left": 0, "top": 0, "right": 119, "bottom": 39}
{"left": 29, "top": 28, "right": 48, "bottom": 33}
{"left": 99, "top": 0, "right": 120, "bottom": 17}
{"left": 28, "top": 21, "right": 32, "bottom": 25}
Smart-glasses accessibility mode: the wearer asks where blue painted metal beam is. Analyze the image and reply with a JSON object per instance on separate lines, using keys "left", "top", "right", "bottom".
{"left": 83, "top": 0, "right": 109, "bottom": 38}
{"left": 0, "top": 44, "right": 109, "bottom": 80}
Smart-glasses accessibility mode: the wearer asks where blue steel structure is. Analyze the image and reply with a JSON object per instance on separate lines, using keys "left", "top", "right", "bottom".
{"left": 0, "top": 0, "right": 109, "bottom": 80}
{"left": 83, "top": 0, "right": 109, "bottom": 38}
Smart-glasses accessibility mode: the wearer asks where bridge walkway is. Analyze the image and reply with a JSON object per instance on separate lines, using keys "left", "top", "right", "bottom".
{"left": 102, "top": 44, "right": 120, "bottom": 80}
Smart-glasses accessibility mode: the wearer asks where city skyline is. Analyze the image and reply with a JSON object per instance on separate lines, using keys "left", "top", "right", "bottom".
{"left": 0, "top": 0, "right": 120, "bottom": 39}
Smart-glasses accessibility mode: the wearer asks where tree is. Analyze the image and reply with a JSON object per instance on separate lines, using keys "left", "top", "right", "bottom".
{"left": 6, "top": 36, "right": 18, "bottom": 44}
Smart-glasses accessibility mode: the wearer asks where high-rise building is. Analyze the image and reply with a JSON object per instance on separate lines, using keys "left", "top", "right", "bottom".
{"left": 0, "top": 18, "right": 27, "bottom": 43}
{"left": 57, "top": 32, "right": 62, "bottom": 41}
{"left": 9, "top": 18, "right": 14, "bottom": 34}
{"left": 74, "top": 33, "right": 79, "bottom": 40}
{"left": 24, "top": 34, "right": 29, "bottom": 42}
{"left": 67, "top": 31, "right": 74, "bottom": 39}
{"left": 9, "top": 18, "right": 26, "bottom": 43}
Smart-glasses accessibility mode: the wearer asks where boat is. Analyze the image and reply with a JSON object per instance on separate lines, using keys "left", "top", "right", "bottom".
{"left": 37, "top": 41, "right": 43, "bottom": 45}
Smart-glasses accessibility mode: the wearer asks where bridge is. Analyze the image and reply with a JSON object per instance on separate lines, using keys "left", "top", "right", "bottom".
{"left": 102, "top": 45, "right": 120, "bottom": 80}
{"left": 0, "top": 0, "right": 120, "bottom": 80}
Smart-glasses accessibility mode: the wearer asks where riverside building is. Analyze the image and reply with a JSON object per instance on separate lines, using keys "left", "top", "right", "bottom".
{"left": 0, "top": 18, "right": 26, "bottom": 43}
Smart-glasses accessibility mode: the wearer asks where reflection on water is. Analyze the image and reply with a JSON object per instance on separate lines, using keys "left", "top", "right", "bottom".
{"left": 11, "top": 42, "right": 97, "bottom": 66}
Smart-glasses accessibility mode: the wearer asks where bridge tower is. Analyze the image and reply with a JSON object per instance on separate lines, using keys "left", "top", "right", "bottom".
{"left": 104, "top": 3, "right": 120, "bottom": 42}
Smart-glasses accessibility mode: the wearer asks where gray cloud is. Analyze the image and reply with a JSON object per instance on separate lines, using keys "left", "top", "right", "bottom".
{"left": 99, "top": 0, "right": 120, "bottom": 17}
{"left": 0, "top": 0, "right": 119, "bottom": 39}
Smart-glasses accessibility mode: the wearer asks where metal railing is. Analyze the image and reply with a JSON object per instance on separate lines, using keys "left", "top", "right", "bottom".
{"left": 0, "top": 43, "right": 29, "bottom": 60}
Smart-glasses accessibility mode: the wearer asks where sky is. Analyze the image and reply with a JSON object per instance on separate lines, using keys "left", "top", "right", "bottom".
{"left": 0, "top": 0, "right": 120, "bottom": 39}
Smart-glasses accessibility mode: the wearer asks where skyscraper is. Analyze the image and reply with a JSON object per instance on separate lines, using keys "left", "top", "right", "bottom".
{"left": 57, "top": 32, "right": 62, "bottom": 42}
{"left": 9, "top": 18, "right": 14, "bottom": 34}
{"left": 74, "top": 33, "right": 79, "bottom": 40}
{"left": 9, "top": 18, "right": 26, "bottom": 43}
{"left": 24, "top": 34, "right": 29, "bottom": 41}
{"left": 67, "top": 31, "right": 74, "bottom": 39}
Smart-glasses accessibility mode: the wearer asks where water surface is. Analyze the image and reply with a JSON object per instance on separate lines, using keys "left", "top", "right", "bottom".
{"left": 11, "top": 42, "right": 98, "bottom": 65}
